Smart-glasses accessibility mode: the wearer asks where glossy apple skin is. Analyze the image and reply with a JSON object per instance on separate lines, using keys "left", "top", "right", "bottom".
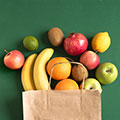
{"left": 84, "top": 78, "right": 102, "bottom": 91}
{"left": 4, "top": 50, "right": 25, "bottom": 70}
{"left": 96, "top": 63, "right": 118, "bottom": 84}
{"left": 80, "top": 51, "right": 100, "bottom": 70}
{"left": 64, "top": 33, "right": 88, "bottom": 56}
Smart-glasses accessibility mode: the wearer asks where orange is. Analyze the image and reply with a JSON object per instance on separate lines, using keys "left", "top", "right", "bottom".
{"left": 55, "top": 79, "right": 79, "bottom": 90}
{"left": 47, "top": 57, "right": 71, "bottom": 80}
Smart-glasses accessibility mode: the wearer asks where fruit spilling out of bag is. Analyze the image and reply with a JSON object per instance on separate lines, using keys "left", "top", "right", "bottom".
{"left": 3, "top": 27, "right": 118, "bottom": 92}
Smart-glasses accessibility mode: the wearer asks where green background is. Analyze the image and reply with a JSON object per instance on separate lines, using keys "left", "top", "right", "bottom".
{"left": 0, "top": 0, "right": 119, "bottom": 119}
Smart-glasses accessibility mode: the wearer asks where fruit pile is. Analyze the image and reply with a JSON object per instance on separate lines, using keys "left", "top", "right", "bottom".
{"left": 3, "top": 27, "right": 118, "bottom": 92}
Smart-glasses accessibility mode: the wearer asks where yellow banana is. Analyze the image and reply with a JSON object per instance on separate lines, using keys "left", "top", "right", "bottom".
{"left": 33, "top": 48, "right": 54, "bottom": 90}
{"left": 21, "top": 54, "right": 37, "bottom": 91}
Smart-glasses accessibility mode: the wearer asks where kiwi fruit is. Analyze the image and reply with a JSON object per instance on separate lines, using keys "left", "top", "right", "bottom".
{"left": 72, "top": 64, "right": 88, "bottom": 82}
{"left": 48, "top": 27, "right": 64, "bottom": 46}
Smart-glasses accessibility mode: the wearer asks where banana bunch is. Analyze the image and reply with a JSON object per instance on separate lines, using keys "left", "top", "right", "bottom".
{"left": 21, "top": 48, "right": 54, "bottom": 91}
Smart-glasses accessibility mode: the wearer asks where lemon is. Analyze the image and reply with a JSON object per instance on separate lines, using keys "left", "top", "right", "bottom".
{"left": 92, "top": 32, "right": 111, "bottom": 53}
{"left": 23, "top": 36, "right": 39, "bottom": 51}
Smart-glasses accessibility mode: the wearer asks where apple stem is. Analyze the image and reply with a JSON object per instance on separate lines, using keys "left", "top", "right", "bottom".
{"left": 4, "top": 49, "right": 9, "bottom": 54}
{"left": 71, "top": 32, "right": 75, "bottom": 35}
{"left": 106, "top": 69, "right": 111, "bottom": 73}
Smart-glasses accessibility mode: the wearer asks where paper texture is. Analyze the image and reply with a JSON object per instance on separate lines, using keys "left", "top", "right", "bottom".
{"left": 23, "top": 90, "right": 101, "bottom": 120}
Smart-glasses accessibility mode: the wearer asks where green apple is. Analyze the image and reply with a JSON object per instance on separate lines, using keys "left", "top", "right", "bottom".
{"left": 83, "top": 78, "right": 102, "bottom": 91}
{"left": 96, "top": 62, "right": 118, "bottom": 85}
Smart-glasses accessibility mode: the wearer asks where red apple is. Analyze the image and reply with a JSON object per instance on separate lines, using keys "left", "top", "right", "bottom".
{"left": 4, "top": 50, "right": 25, "bottom": 70}
{"left": 80, "top": 51, "right": 100, "bottom": 70}
{"left": 64, "top": 33, "right": 88, "bottom": 56}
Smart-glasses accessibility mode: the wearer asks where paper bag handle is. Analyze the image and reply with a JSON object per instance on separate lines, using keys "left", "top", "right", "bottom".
{"left": 48, "top": 60, "right": 86, "bottom": 90}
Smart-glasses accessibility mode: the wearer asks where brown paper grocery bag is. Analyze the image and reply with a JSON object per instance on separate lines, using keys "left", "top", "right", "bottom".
{"left": 22, "top": 61, "right": 101, "bottom": 120}
{"left": 23, "top": 90, "right": 101, "bottom": 120}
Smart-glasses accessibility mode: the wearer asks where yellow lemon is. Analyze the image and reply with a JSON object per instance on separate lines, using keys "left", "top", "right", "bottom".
{"left": 92, "top": 32, "right": 111, "bottom": 53}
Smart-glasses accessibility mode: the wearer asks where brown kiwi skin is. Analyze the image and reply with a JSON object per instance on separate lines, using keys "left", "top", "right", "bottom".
{"left": 48, "top": 27, "right": 64, "bottom": 46}
{"left": 72, "top": 64, "right": 88, "bottom": 82}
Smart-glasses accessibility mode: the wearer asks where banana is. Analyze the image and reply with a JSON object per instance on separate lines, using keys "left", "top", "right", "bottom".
{"left": 33, "top": 48, "right": 54, "bottom": 90}
{"left": 21, "top": 54, "right": 37, "bottom": 91}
